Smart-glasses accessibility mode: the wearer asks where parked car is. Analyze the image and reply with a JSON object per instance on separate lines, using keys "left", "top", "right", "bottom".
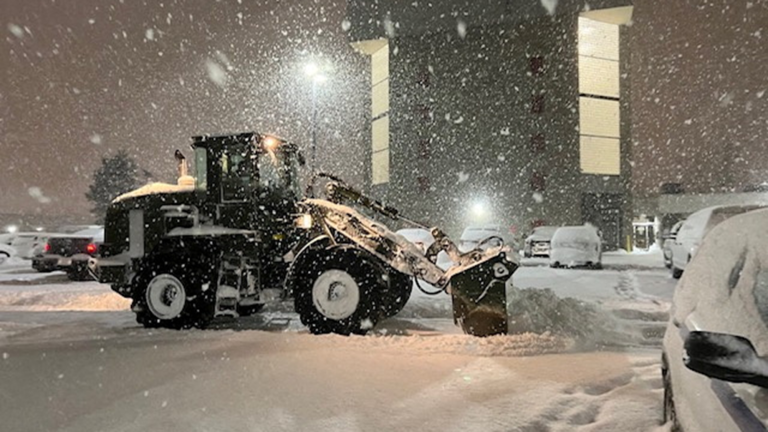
{"left": 396, "top": 228, "right": 454, "bottom": 270}
{"left": 9, "top": 232, "right": 52, "bottom": 259}
{"left": 0, "top": 233, "right": 15, "bottom": 246}
{"left": 33, "top": 227, "right": 104, "bottom": 280}
{"left": 395, "top": 228, "right": 435, "bottom": 253}
{"left": 669, "top": 204, "right": 764, "bottom": 279}
{"left": 549, "top": 225, "right": 602, "bottom": 269}
{"left": 661, "top": 221, "right": 683, "bottom": 269}
{"left": 523, "top": 226, "right": 559, "bottom": 258}
{"left": 458, "top": 225, "right": 518, "bottom": 253}
{"left": 662, "top": 208, "right": 768, "bottom": 432}
{"left": 0, "top": 243, "right": 17, "bottom": 265}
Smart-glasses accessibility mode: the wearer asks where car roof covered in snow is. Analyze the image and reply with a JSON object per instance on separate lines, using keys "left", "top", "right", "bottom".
{"left": 527, "top": 226, "right": 559, "bottom": 241}
{"left": 681, "top": 204, "right": 765, "bottom": 239}
{"left": 460, "top": 225, "right": 506, "bottom": 240}
{"left": 395, "top": 228, "right": 434, "bottom": 244}
{"left": 550, "top": 226, "right": 600, "bottom": 245}
{"left": 672, "top": 208, "right": 768, "bottom": 357}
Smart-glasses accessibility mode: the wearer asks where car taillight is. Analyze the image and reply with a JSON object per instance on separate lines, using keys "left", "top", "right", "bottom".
{"left": 86, "top": 243, "right": 98, "bottom": 254}
{"left": 44, "top": 243, "right": 50, "bottom": 253}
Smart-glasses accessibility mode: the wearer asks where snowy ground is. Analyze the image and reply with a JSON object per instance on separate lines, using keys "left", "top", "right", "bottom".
{"left": 0, "top": 251, "right": 675, "bottom": 432}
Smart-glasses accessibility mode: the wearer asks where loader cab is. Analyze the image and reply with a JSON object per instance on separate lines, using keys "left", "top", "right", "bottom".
{"left": 191, "top": 132, "right": 303, "bottom": 227}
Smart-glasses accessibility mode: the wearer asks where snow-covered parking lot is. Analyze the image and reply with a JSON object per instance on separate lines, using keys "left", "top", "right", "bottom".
{"left": 0, "top": 252, "right": 675, "bottom": 432}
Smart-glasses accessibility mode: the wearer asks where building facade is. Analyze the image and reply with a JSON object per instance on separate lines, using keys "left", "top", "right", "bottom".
{"left": 629, "top": 0, "right": 768, "bottom": 227}
{"left": 346, "top": 0, "right": 634, "bottom": 248}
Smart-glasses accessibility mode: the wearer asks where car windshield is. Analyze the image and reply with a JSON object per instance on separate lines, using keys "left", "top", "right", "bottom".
{"left": 2, "top": 1, "right": 765, "bottom": 431}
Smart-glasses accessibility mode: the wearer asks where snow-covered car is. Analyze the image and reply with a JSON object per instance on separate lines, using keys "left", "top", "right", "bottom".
{"left": 458, "top": 225, "right": 518, "bottom": 253}
{"left": 549, "top": 225, "right": 602, "bottom": 269}
{"left": 523, "top": 226, "right": 559, "bottom": 258}
{"left": 661, "top": 221, "right": 682, "bottom": 269}
{"left": 396, "top": 228, "right": 455, "bottom": 270}
{"left": 0, "top": 233, "right": 15, "bottom": 246}
{"left": 395, "top": 228, "right": 435, "bottom": 253}
{"left": 0, "top": 243, "right": 17, "bottom": 265}
{"left": 669, "top": 204, "right": 764, "bottom": 279}
{"left": 662, "top": 208, "right": 768, "bottom": 432}
{"left": 9, "top": 232, "right": 52, "bottom": 259}
{"left": 33, "top": 227, "right": 104, "bottom": 279}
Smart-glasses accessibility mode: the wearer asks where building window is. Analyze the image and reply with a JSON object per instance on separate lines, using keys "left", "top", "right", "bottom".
{"left": 370, "top": 42, "right": 390, "bottom": 185}
{"left": 417, "top": 70, "right": 431, "bottom": 88}
{"left": 417, "top": 176, "right": 431, "bottom": 192}
{"left": 531, "top": 171, "right": 547, "bottom": 192}
{"left": 529, "top": 56, "right": 544, "bottom": 76}
{"left": 531, "top": 94, "right": 545, "bottom": 114}
{"left": 418, "top": 138, "right": 431, "bottom": 159}
{"left": 416, "top": 104, "right": 433, "bottom": 124}
{"left": 578, "top": 16, "right": 621, "bottom": 176}
{"left": 530, "top": 134, "right": 546, "bottom": 154}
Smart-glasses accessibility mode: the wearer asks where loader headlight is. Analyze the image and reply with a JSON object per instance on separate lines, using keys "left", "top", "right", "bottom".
{"left": 262, "top": 136, "right": 280, "bottom": 152}
{"left": 295, "top": 214, "right": 313, "bottom": 229}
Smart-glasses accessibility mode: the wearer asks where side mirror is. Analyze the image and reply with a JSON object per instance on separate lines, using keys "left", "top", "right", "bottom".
{"left": 684, "top": 331, "right": 768, "bottom": 388}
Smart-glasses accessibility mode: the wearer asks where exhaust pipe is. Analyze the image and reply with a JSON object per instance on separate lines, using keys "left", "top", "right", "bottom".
{"left": 174, "top": 149, "right": 188, "bottom": 178}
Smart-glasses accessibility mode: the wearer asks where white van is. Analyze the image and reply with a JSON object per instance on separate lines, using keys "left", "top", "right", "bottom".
{"left": 670, "top": 205, "right": 764, "bottom": 279}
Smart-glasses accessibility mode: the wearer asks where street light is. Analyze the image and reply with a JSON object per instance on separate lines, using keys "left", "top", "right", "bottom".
{"left": 304, "top": 61, "right": 328, "bottom": 174}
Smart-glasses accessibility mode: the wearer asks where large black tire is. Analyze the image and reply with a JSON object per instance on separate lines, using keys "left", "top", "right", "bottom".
{"left": 663, "top": 251, "right": 673, "bottom": 269}
{"left": 293, "top": 247, "right": 383, "bottom": 336}
{"left": 134, "top": 260, "right": 215, "bottom": 329}
{"left": 671, "top": 266, "right": 683, "bottom": 279}
{"left": 662, "top": 368, "right": 680, "bottom": 431}
{"left": 379, "top": 271, "right": 412, "bottom": 319}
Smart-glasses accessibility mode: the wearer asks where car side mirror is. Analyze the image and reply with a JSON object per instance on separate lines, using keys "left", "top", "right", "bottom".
{"left": 684, "top": 331, "right": 768, "bottom": 388}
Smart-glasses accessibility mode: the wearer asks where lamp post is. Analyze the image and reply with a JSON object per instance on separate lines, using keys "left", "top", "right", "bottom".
{"left": 304, "top": 62, "right": 327, "bottom": 174}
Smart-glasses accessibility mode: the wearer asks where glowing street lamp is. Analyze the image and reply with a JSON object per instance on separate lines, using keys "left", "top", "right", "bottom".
{"left": 304, "top": 61, "right": 329, "bottom": 173}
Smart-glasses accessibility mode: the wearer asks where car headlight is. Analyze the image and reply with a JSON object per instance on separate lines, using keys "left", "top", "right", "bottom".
{"left": 294, "top": 214, "right": 313, "bottom": 229}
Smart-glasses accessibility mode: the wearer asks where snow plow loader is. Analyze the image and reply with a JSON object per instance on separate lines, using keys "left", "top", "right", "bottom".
{"left": 90, "top": 132, "right": 516, "bottom": 337}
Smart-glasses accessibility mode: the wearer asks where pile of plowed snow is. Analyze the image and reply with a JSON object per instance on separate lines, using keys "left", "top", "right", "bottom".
{"left": 323, "top": 332, "right": 570, "bottom": 357}
{"left": 0, "top": 283, "right": 130, "bottom": 311}
{"left": 507, "top": 287, "right": 599, "bottom": 339}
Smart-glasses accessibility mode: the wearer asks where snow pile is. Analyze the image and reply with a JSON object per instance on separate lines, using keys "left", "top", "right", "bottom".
{"left": 0, "top": 283, "right": 130, "bottom": 311}
{"left": 507, "top": 287, "right": 598, "bottom": 339}
{"left": 0, "top": 256, "right": 27, "bottom": 268}
{"left": 324, "top": 332, "right": 570, "bottom": 357}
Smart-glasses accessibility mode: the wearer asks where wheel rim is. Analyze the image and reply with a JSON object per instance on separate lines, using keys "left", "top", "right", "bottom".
{"left": 146, "top": 274, "right": 186, "bottom": 320}
{"left": 312, "top": 269, "right": 360, "bottom": 320}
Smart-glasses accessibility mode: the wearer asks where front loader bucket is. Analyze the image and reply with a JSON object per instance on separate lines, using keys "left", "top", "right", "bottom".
{"left": 448, "top": 253, "right": 516, "bottom": 337}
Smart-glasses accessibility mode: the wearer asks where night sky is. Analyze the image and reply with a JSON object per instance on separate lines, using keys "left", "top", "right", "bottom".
{"left": 2, "top": 0, "right": 368, "bottom": 219}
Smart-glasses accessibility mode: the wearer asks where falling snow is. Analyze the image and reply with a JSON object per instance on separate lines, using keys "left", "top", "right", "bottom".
{"left": 27, "top": 187, "right": 51, "bottom": 204}
{"left": 457, "top": 20, "right": 467, "bottom": 39}
{"left": 541, "top": 0, "right": 559, "bottom": 16}
{"left": 7, "top": 23, "right": 24, "bottom": 38}
{"left": 204, "top": 59, "right": 228, "bottom": 88}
